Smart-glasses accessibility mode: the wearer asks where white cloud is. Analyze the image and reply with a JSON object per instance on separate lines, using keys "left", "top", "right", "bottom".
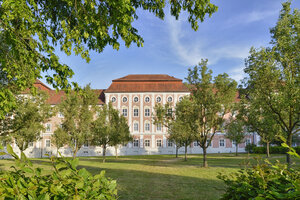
{"left": 166, "top": 15, "right": 251, "bottom": 67}
{"left": 226, "top": 10, "right": 278, "bottom": 26}
{"left": 228, "top": 66, "right": 246, "bottom": 82}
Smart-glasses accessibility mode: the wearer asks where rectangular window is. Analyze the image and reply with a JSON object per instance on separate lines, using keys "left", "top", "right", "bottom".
{"left": 133, "top": 139, "right": 139, "bottom": 147}
{"left": 46, "top": 124, "right": 51, "bottom": 132}
{"left": 83, "top": 141, "right": 89, "bottom": 147}
{"left": 122, "top": 109, "right": 128, "bottom": 117}
{"left": 156, "top": 123, "right": 162, "bottom": 131}
{"left": 45, "top": 139, "right": 51, "bottom": 147}
{"left": 145, "top": 108, "right": 150, "bottom": 117}
{"left": 145, "top": 123, "right": 150, "bottom": 131}
{"left": 167, "top": 140, "right": 173, "bottom": 147}
{"left": 144, "top": 139, "right": 150, "bottom": 147}
{"left": 220, "top": 139, "right": 225, "bottom": 147}
{"left": 232, "top": 140, "right": 237, "bottom": 146}
{"left": 245, "top": 139, "right": 251, "bottom": 145}
{"left": 167, "top": 108, "right": 172, "bottom": 115}
{"left": 156, "top": 139, "right": 162, "bottom": 147}
{"left": 194, "top": 141, "right": 199, "bottom": 147}
{"left": 207, "top": 139, "right": 211, "bottom": 147}
{"left": 133, "top": 108, "right": 139, "bottom": 117}
{"left": 134, "top": 123, "right": 139, "bottom": 131}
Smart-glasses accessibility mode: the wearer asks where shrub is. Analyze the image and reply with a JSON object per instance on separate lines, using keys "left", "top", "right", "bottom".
{"left": 218, "top": 144, "right": 300, "bottom": 200}
{"left": 253, "top": 146, "right": 291, "bottom": 154}
{"left": 245, "top": 143, "right": 256, "bottom": 153}
{"left": 0, "top": 145, "right": 117, "bottom": 199}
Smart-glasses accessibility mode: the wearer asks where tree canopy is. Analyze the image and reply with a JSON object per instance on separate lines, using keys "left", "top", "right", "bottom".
{"left": 243, "top": 1, "right": 300, "bottom": 164}
{"left": 0, "top": 0, "right": 218, "bottom": 119}
{"left": 58, "top": 85, "right": 97, "bottom": 158}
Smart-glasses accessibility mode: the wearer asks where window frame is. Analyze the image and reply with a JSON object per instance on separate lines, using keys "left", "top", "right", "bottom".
{"left": 122, "top": 96, "right": 128, "bottom": 103}
{"left": 219, "top": 139, "right": 225, "bottom": 147}
{"left": 133, "top": 96, "right": 139, "bottom": 102}
{"left": 111, "top": 96, "right": 116, "bottom": 103}
{"left": 145, "top": 96, "right": 150, "bottom": 103}
{"left": 133, "top": 139, "right": 139, "bottom": 147}
{"left": 133, "top": 108, "right": 139, "bottom": 117}
{"left": 144, "top": 139, "right": 150, "bottom": 147}
{"left": 144, "top": 108, "right": 150, "bottom": 117}
{"left": 167, "top": 96, "right": 173, "bottom": 102}
{"left": 122, "top": 108, "right": 128, "bottom": 117}
{"left": 45, "top": 139, "right": 51, "bottom": 147}
{"left": 156, "top": 96, "right": 161, "bottom": 103}
{"left": 145, "top": 122, "right": 150, "bottom": 131}
{"left": 133, "top": 123, "right": 139, "bottom": 131}
{"left": 156, "top": 139, "right": 162, "bottom": 147}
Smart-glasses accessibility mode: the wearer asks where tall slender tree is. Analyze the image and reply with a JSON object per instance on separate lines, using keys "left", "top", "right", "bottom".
{"left": 186, "top": 60, "right": 237, "bottom": 167}
{"left": 52, "top": 127, "right": 70, "bottom": 157}
{"left": 243, "top": 1, "right": 300, "bottom": 164}
{"left": 92, "top": 103, "right": 131, "bottom": 162}
{"left": 59, "top": 85, "right": 97, "bottom": 158}
{"left": 225, "top": 118, "right": 245, "bottom": 156}
{"left": 8, "top": 91, "right": 52, "bottom": 152}
{"left": 109, "top": 112, "right": 132, "bottom": 159}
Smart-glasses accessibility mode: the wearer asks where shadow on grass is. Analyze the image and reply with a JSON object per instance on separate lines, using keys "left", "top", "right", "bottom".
{"left": 78, "top": 164, "right": 226, "bottom": 200}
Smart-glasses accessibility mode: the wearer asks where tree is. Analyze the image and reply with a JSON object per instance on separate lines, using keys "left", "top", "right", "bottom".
{"left": 153, "top": 99, "right": 195, "bottom": 161}
{"left": 225, "top": 118, "right": 245, "bottom": 156}
{"left": 0, "top": 0, "right": 218, "bottom": 119}
{"left": 52, "top": 127, "right": 69, "bottom": 157}
{"left": 109, "top": 110, "right": 132, "bottom": 159}
{"left": 59, "top": 85, "right": 97, "bottom": 158}
{"left": 238, "top": 97, "right": 281, "bottom": 157}
{"left": 8, "top": 91, "right": 52, "bottom": 152}
{"left": 243, "top": 2, "right": 300, "bottom": 164}
{"left": 91, "top": 103, "right": 130, "bottom": 162}
{"left": 186, "top": 60, "right": 237, "bottom": 167}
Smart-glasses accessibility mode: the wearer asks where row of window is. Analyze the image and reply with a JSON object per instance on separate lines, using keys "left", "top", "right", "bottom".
{"left": 111, "top": 96, "right": 183, "bottom": 103}
{"left": 122, "top": 108, "right": 154, "bottom": 117}
{"left": 193, "top": 139, "right": 251, "bottom": 147}
{"left": 133, "top": 139, "right": 172, "bottom": 147}
{"left": 133, "top": 122, "right": 162, "bottom": 132}
{"left": 28, "top": 138, "right": 252, "bottom": 149}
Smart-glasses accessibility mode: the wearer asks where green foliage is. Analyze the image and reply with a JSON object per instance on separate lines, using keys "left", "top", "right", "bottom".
{"left": 52, "top": 127, "right": 70, "bottom": 155}
{"left": 0, "top": 144, "right": 117, "bottom": 199}
{"left": 225, "top": 118, "right": 246, "bottom": 155}
{"left": 185, "top": 60, "right": 237, "bottom": 166}
{"left": 7, "top": 91, "right": 53, "bottom": 151}
{"left": 218, "top": 159, "right": 300, "bottom": 200}
{"left": 91, "top": 103, "right": 131, "bottom": 162}
{"left": 252, "top": 146, "right": 292, "bottom": 154}
{"left": 58, "top": 85, "right": 97, "bottom": 158}
{"left": 245, "top": 143, "right": 256, "bottom": 153}
{"left": 0, "top": 0, "right": 217, "bottom": 119}
{"left": 243, "top": 1, "right": 300, "bottom": 164}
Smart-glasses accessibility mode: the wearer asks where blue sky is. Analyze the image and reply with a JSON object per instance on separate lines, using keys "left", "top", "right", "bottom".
{"left": 44, "top": 0, "right": 300, "bottom": 89}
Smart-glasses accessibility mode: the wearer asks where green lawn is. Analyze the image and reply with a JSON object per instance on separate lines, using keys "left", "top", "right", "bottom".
{"left": 0, "top": 153, "right": 299, "bottom": 200}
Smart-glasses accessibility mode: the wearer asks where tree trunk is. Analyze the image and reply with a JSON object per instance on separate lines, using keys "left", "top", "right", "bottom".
{"left": 286, "top": 134, "right": 292, "bottom": 166}
{"left": 202, "top": 147, "right": 208, "bottom": 167}
{"left": 176, "top": 145, "right": 178, "bottom": 158}
{"left": 102, "top": 145, "right": 106, "bottom": 163}
{"left": 203, "top": 147, "right": 208, "bottom": 167}
{"left": 266, "top": 141, "right": 270, "bottom": 158}
{"left": 235, "top": 144, "right": 238, "bottom": 156}
{"left": 115, "top": 146, "right": 118, "bottom": 159}
{"left": 73, "top": 145, "right": 78, "bottom": 159}
{"left": 184, "top": 144, "right": 187, "bottom": 161}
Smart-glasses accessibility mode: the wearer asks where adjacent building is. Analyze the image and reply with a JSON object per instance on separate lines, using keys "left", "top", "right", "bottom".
{"left": 12, "top": 75, "right": 257, "bottom": 157}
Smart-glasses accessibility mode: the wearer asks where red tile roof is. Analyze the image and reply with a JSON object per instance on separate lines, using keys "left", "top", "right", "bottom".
{"left": 113, "top": 74, "right": 182, "bottom": 82}
{"left": 32, "top": 80, "right": 105, "bottom": 105}
{"left": 106, "top": 74, "right": 189, "bottom": 93}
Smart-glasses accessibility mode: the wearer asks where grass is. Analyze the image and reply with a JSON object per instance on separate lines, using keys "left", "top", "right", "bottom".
{"left": 0, "top": 153, "right": 299, "bottom": 200}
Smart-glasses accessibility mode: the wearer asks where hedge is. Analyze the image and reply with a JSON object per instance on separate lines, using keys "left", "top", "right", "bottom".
{"left": 253, "top": 146, "right": 300, "bottom": 154}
